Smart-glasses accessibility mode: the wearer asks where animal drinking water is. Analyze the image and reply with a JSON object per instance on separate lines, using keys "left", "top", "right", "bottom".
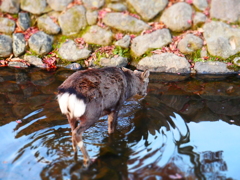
{"left": 57, "top": 67, "right": 150, "bottom": 165}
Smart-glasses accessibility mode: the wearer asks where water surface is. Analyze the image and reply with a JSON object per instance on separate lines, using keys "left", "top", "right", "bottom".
{"left": 0, "top": 67, "right": 240, "bottom": 180}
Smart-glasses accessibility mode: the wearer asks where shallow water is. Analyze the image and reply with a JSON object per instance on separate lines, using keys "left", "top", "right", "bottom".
{"left": 0, "top": 67, "right": 240, "bottom": 180}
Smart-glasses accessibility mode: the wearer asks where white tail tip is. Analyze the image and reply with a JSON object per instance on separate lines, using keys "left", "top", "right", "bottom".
{"left": 57, "top": 93, "right": 86, "bottom": 119}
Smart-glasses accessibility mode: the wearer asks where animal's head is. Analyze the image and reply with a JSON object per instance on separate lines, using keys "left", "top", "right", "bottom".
{"left": 133, "top": 69, "right": 150, "bottom": 97}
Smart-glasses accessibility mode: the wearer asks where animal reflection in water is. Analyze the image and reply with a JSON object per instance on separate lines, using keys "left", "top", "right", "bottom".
{"left": 57, "top": 67, "right": 150, "bottom": 166}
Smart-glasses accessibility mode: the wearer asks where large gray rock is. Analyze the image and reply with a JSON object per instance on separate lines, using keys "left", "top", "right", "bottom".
{"left": 0, "top": 17, "right": 16, "bottom": 34}
{"left": 28, "top": 31, "right": 53, "bottom": 55}
{"left": 18, "top": 12, "right": 31, "bottom": 31}
{"left": 103, "top": 12, "right": 150, "bottom": 34}
{"left": 8, "top": 62, "right": 28, "bottom": 68}
{"left": 58, "top": 40, "right": 91, "bottom": 61}
{"left": 24, "top": 55, "right": 45, "bottom": 68}
{"left": 203, "top": 21, "right": 240, "bottom": 59}
{"left": 0, "top": 0, "right": 20, "bottom": 13}
{"left": 137, "top": 53, "right": 191, "bottom": 73}
{"left": 160, "top": 2, "right": 192, "bottom": 32}
{"left": 82, "top": 0, "right": 105, "bottom": 9}
{"left": 0, "top": 35, "right": 12, "bottom": 57}
{"left": 20, "top": 0, "right": 47, "bottom": 14}
{"left": 82, "top": 25, "right": 112, "bottom": 45}
{"left": 100, "top": 56, "right": 128, "bottom": 67}
{"left": 210, "top": 0, "right": 240, "bottom": 23}
{"left": 126, "top": 0, "right": 168, "bottom": 21}
{"left": 47, "top": 0, "right": 72, "bottom": 11}
{"left": 193, "top": 0, "right": 208, "bottom": 11}
{"left": 131, "top": 29, "right": 172, "bottom": 57}
{"left": 58, "top": 5, "right": 87, "bottom": 35}
{"left": 13, "top": 33, "right": 26, "bottom": 57}
{"left": 178, "top": 34, "right": 203, "bottom": 54}
{"left": 194, "top": 61, "right": 234, "bottom": 74}
{"left": 37, "top": 15, "right": 61, "bottom": 35}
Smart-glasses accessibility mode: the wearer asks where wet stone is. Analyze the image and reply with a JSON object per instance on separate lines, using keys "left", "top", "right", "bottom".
{"left": 18, "top": 12, "right": 31, "bottom": 31}
{"left": 24, "top": 55, "right": 46, "bottom": 68}
{"left": 30, "top": 70, "right": 55, "bottom": 86}
{"left": 194, "top": 61, "right": 234, "bottom": 74}
{"left": 0, "top": 35, "right": 13, "bottom": 58}
{"left": 13, "top": 33, "right": 26, "bottom": 57}
{"left": 0, "top": 17, "right": 16, "bottom": 34}
{"left": 15, "top": 70, "right": 29, "bottom": 84}
{"left": 0, "top": 0, "right": 20, "bottom": 14}
{"left": 1, "top": 82, "right": 20, "bottom": 92}
{"left": 8, "top": 62, "right": 29, "bottom": 68}
{"left": 137, "top": 53, "right": 191, "bottom": 73}
{"left": 12, "top": 103, "right": 32, "bottom": 118}
{"left": 28, "top": 31, "right": 53, "bottom": 55}
{"left": 27, "top": 95, "right": 51, "bottom": 110}
{"left": 64, "top": 63, "right": 82, "bottom": 70}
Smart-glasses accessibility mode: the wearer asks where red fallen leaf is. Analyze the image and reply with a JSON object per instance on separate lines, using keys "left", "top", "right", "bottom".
{"left": 186, "top": 0, "right": 193, "bottom": 4}
{"left": 43, "top": 55, "right": 58, "bottom": 70}
{"left": 122, "top": 11, "right": 140, "bottom": 19}
{"left": 16, "top": 120, "right": 22, "bottom": 123}
{"left": 23, "top": 27, "right": 39, "bottom": 40}
{"left": 187, "top": 19, "right": 192, "bottom": 24}
{"left": 115, "top": 33, "right": 124, "bottom": 40}
{"left": 74, "top": 37, "right": 87, "bottom": 49}
{"left": 0, "top": 60, "right": 8, "bottom": 67}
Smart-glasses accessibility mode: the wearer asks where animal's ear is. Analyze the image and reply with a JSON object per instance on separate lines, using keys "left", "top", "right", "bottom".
{"left": 133, "top": 69, "right": 142, "bottom": 77}
{"left": 141, "top": 69, "right": 150, "bottom": 80}
{"left": 122, "top": 67, "right": 128, "bottom": 72}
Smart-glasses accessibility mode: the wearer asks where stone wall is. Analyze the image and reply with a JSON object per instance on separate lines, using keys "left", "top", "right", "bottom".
{"left": 1, "top": 0, "right": 240, "bottom": 74}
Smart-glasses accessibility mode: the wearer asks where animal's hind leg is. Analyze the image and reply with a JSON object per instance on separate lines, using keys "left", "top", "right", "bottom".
{"left": 66, "top": 114, "right": 78, "bottom": 152}
{"left": 73, "top": 119, "right": 97, "bottom": 166}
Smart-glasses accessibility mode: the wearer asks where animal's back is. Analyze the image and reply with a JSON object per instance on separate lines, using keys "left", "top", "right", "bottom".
{"left": 57, "top": 67, "right": 127, "bottom": 118}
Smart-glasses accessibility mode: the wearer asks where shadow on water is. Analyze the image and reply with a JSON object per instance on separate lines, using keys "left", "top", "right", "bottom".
{"left": 0, "top": 67, "right": 240, "bottom": 179}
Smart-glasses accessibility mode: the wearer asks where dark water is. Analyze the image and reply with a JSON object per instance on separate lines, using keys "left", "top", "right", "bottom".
{"left": 0, "top": 67, "right": 240, "bottom": 180}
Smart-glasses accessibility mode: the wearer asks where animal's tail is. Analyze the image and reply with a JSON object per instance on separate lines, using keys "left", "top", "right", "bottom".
{"left": 57, "top": 93, "right": 86, "bottom": 119}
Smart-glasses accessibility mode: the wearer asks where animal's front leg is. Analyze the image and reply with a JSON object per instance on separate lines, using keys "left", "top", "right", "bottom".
{"left": 107, "top": 111, "right": 119, "bottom": 134}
